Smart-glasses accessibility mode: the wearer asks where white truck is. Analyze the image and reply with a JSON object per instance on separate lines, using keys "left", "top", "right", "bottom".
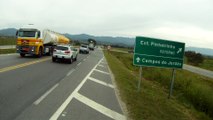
{"left": 16, "top": 25, "right": 70, "bottom": 57}
{"left": 88, "top": 43, "right": 95, "bottom": 50}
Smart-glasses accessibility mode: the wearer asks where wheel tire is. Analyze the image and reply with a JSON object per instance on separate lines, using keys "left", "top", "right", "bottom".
{"left": 37, "top": 48, "right": 42, "bottom": 58}
{"left": 74, "top": 55, "right": 77, "bottom": 61}
{"left": 68, "top": 57, "right": 73, "bottom": 64}
{"left": 52, "top": 57, "right": 56, "bottom": 62}
{"left": 20, "top": 53, "right": 25, "bottom": 57}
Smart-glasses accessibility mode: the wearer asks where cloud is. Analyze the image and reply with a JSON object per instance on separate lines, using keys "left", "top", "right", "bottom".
{"left": 0, "top": 0, "right": 212, "bottom": 48}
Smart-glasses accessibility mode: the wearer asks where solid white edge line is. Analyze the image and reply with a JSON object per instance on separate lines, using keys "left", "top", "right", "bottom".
{"left": 88, "top": 77, "right": 114, "bottom": 88}
{"left": 74, "top": 93, "right": 126, "bottom": 120}
{"left": 34, "top": 83, "right": 59, "bottom": 105}
{"left": 94, "top": 69, "right": 110, "bottom": 75}
{"left": 49, "top": 57, "right": 104, "bottom": 120}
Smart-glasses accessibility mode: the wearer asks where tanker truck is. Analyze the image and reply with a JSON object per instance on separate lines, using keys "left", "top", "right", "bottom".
{"left": 16, "top": 25, "right": 70, "bottom": 57}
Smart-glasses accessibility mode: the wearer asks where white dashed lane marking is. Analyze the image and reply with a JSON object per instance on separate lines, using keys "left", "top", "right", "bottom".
{"left": 34, "top": 83, "right": 59, "bottom": 105}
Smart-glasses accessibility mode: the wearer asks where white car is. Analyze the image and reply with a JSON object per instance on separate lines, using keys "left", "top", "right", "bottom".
{"left": 52, "top": 45, "right": 78, "bottom": 64}
{"left": 79, "top": 44, "right": 89, "bottom": 54}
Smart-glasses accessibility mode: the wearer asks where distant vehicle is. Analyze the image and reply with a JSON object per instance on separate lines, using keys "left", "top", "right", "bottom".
{"left": 79, "top": 44, "right": 89, "bottom": 54}
{"left": 16, "top": 25, "right": 70, "bottom": 57}
{"left": 52, "top": 45, "right": 78, "bottom": 64}
{"left": 88, "top": 42, "right": 95, "bottom": 50}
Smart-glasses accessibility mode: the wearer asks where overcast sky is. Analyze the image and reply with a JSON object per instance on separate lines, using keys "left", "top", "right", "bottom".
{"left": 0, "top": 0, "right": 213, "bottom": 48}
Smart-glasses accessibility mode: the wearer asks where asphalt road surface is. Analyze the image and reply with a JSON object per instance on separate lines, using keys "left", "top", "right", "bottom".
{"left": 0, "top": 48, "right": 126, "bottom": 120}
{"left": 183, "top": 64, "right": 213, "bottom": 79}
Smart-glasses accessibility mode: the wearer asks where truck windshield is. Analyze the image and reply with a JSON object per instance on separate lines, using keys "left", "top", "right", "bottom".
{"left": 18, "top": 31, "right": 36, "bottom": 37}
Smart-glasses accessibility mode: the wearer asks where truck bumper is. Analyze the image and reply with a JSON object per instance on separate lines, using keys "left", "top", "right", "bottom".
{"left": 16, "top": 46, "right": 37, "bottom": 55}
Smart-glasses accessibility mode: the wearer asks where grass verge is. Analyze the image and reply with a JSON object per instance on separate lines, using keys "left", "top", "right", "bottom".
{"left": 0, "top": 36, "right": 16, "bottom": 45}
{"left": 0, "top": 48, "right": 16, "bottom": 54}
{"left": 104, "top": 50, "right": 212, "bottom": 120}
{"left": 198, "top": 58, "right": 213, "bottom": 71}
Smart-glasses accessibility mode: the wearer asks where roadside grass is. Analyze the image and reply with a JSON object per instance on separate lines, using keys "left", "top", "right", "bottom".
{"left": 0, "top": 36, "right": 16, "bottom": 45}
{"left": 104, "top": 50, "right": 212, "bottom": 120}
{"left": 198, "top": 58, "right": 213, "bottom": 71}
{"left": 0, "top": 48, "right": 16, "bottom": 54}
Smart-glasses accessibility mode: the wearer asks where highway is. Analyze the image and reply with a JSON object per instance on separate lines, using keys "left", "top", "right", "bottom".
{"left": 0, "top": 48, "right": 126, "bottom": 120}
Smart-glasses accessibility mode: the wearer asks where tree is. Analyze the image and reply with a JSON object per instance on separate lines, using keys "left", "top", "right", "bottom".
{"left": 185, "top": 51, "right": 204, "bottom": 66}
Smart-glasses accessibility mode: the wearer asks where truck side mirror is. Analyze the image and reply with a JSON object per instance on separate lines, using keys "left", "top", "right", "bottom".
{"left": 16, "top": 31, "right": 18, "bottom": 36}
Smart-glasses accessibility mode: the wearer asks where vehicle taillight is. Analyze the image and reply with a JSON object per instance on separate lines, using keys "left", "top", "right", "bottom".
{"left": 65, "top": 51, "right": 70, "bottom": 54}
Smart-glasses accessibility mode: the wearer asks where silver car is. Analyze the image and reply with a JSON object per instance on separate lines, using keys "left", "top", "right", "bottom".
{"left": 52, "top": 45, "right": 78, "bottom": 64}
{"left": 79, "top": 44, "right": 89, "bottom": 54}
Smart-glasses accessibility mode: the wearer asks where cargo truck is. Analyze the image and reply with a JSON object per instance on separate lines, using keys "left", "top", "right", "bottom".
{"left": 16, "top": 25, "right": 69, "bottom": 57}
{"left": 88, "top": 42, "right": 95, "bottom": 50}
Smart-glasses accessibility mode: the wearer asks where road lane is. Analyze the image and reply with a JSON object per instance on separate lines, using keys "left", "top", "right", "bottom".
{"left": 0, "top": 53, "right": 89, "bottom": 120}
{"left": 0, "top": 53, "right": 47, "bottom": 69}
{"left": 15, "top": 48, "right": 126, "bottom": 120}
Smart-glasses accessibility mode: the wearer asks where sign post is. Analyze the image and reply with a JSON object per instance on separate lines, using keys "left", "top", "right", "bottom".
{"left": 133, "top": 36, "right": 185, "bottom": 97}
{"left": 137, "top": 66, "right": 142, "bottom": 92}
{"left": 168, "top": 69, "right": 176, "bottom": 99}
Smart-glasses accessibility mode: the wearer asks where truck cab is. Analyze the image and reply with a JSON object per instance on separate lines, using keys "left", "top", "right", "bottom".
{"left": 16, "top": 28, "right": 43, "bottom": 57}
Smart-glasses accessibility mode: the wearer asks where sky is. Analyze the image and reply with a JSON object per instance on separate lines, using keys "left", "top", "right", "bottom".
{"left": 0, "top": 0, "right": 213, "bottom": 49}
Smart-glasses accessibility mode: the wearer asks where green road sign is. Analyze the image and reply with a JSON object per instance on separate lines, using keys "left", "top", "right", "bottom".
{"left": 133, "top": 36, "right": 185, "bottom": 69}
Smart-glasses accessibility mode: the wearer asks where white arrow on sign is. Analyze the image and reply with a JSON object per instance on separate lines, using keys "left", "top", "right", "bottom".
{"left": 136, "top": 57, "right": 140, "bottom": 63}
{"left": 177, "top": 48, "right": 182, "bottom": 54}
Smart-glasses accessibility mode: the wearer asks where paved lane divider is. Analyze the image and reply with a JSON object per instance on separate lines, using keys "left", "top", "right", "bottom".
{"left": 0, "top": 57, "right": 51, "bottom": 73}
{"left": 74, "top": 92, "right": 125, "bottom": 120}
{"left": 98, "top": 64, "right": 105, "bottom": 68}
{"left": 50, "top": 57, "right": 104, "bottom": 120}
{"left": 50, "top": 57, "right": 126, "bottom": 120}
{"left": 94, "top": 69, "right": 110, "bottom": 75}
{"left": 88, "top": 76, "right": 114, "bottom": 88}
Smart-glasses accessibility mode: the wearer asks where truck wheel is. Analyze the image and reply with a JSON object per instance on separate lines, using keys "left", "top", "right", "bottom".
{"left": 37, "top": 48, "right": 42, "bottom": 58}
{"left": 20, "top": 53, "right": 25, "bottom": 57}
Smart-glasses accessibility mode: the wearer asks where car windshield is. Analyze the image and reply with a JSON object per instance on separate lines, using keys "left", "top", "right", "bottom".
{"left": 18, "top": 31, "right": 36, "bottom": 37}
{"left": 56, "top": 46, "right": 68, "bottom": 51}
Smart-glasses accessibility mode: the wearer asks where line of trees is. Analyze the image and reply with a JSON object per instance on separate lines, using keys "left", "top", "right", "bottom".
{"left": 185, "top": 51, "right": 204, "bottom": 66}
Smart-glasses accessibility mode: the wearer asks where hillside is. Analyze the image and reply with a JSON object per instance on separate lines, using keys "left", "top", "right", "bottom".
{"left": 64, "top": 33, "right": 135, "bottom": 47}
{"left": 185, "top": 47, "right": 213, "bottom": 56}
{"left": 0, "top": 28, "right": 17, "bottom": 36}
